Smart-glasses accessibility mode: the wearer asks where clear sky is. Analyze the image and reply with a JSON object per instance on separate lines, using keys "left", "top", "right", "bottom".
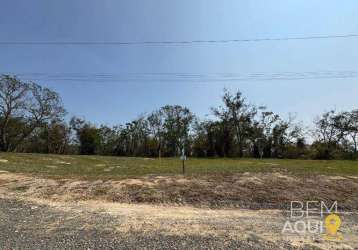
{"left": 0, "top": 0, "right": 357, "bottom": 126}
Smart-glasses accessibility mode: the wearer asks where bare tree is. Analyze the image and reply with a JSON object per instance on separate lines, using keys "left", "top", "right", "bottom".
{"left": 0, "top": 75, "right": 66, "bottom": 151}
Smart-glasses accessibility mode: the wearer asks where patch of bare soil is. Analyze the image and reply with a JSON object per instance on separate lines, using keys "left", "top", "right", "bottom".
{"left": 0, "top": 172, "right": 357, "bottom": 249}
{"left": 0, "top": 172, "right": 357, "bottom": 211}
{"left": 1, "top": 194, "right": 357, "bottom": 249}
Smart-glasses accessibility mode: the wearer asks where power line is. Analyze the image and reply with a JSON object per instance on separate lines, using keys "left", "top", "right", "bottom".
{"left": 2, "top": 70, "right": 358, "bottom": 82}
{"left": 1, "top": 34, "right": 358, "bottom": 46}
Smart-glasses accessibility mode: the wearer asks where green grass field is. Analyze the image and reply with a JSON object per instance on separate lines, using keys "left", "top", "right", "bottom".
{"left": 0, "top": 152, "right": 357, "bottom": 179}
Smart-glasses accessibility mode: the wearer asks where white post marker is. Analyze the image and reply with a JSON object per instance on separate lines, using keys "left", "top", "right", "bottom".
{"left": 180, "top": 148, "right": 186, "bottom": 174}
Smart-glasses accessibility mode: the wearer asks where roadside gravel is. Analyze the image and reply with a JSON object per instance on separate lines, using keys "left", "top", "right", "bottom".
{"left": 0, "top": 198, "right": 314, "bottom": 250}
{"left": 0, "top": 199, "right": 290, "bottom": 249}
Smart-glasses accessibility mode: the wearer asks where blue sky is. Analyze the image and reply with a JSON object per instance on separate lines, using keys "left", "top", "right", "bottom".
{"left": 0, "top": 0, "right": 357, "bottom": 126}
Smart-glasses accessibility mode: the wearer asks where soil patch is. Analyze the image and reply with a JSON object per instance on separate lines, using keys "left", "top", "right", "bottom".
{"left": 0, "top": 172, "right": 357, "bottom": 211}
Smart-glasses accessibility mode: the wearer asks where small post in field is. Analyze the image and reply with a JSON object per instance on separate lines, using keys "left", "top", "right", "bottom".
{"left": 256, "top": 137, "right": 265, "bottom": 160}
{"left": 180, "top": 147, "right": 186, "bottom": 175}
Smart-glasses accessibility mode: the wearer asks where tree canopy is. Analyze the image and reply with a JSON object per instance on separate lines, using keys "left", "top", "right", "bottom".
{"left": 1, "top": 74, "right": 357, "bottom": 160}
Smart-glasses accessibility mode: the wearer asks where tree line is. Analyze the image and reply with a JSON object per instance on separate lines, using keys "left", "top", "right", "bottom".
{"left": 1, "top": 75, "right": 357, "bottom": 160}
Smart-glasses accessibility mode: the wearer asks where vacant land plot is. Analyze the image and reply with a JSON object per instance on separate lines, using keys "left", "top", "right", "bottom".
{"left": 0, "top": 153, "right": 357, "bottom": 210}
{"left": 0, "top": 153, "right": 357, "bottom": 249}
{"left": 0, "top": 153, "right": 357, "bottom": 179}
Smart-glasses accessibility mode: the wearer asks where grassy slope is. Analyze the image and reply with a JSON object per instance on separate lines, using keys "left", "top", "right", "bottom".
{"left": 0, "top": 152, "right": 357, "bottom": 210}
{"left": 0, "top": 152, "right": 357, "bottom": 179}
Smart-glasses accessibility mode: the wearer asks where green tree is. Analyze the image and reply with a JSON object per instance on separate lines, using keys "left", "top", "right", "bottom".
{"left": 313, "top": 110, "right": 343, "bottom": 159}
{"left": 70, "top": 117, "right": 100, "bottom": 155}
{"left": 148, "top": 109, "right": 165, "bottom": 158}
{"left": 213, "top": 89, "right": 256, "bottom": 157}
{"left": 161, "top": 105, "right": 194, "bottom": 156}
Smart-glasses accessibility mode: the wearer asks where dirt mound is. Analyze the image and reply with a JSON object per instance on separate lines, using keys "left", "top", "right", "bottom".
{"left": 0, "top": 172, "right": 357, "bottom": 211}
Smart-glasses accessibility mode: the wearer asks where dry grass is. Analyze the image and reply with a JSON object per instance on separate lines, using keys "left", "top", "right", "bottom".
{"left": 0, "top": 152, "right": 357, "bottom": 210}
{"left": 1, "top": 171, "right": 357, "bottom": 211}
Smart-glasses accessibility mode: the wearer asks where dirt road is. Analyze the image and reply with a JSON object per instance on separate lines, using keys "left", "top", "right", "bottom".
{"left": 0, "top": 197, "right": 282, "bottom": 249}
{"left": 0, "top": 195, "right": 357, "bottom": 249}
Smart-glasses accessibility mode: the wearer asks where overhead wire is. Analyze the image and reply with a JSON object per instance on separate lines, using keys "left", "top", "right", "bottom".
{"left": 1, "top": 71, "right": 358, "bottom": 82}
{"left": 0, "top": 34, "right": 358, "bottom": 46}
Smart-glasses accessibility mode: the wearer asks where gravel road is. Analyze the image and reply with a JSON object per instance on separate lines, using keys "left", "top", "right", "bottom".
{"left": 0, "top": 197, "right": 314, "bottom": 250}
{"left": 0, "top": 197, "right": 357, "bottom": 249}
